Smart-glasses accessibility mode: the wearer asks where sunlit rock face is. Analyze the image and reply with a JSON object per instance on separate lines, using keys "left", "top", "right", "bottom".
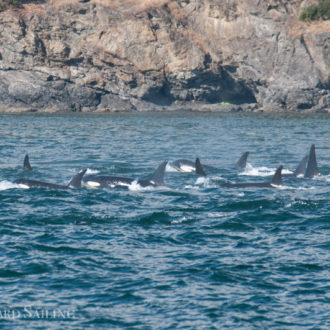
{"left": 0, "top": 0, "right": 328, "bottom": 112}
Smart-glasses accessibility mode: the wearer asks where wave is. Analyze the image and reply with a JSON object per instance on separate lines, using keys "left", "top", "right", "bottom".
{"left": 314, "top": 174, "right": 330, "bottom": 183}
{"left": 194, "top": 176, "right": 220, "bottom": 189}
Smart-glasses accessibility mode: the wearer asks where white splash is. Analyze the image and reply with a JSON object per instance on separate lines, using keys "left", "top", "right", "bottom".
{"left": 0, "top": 180, "right": 29, "bottom": 191}
{"left": 86, "top": 168, "right": 100, "bottom": 175}
{"left": 270, "top": 183, "right": 291, "bottom": 190}
{"left": 295, "top": 186, "right": 316, "bottom": 190}
{"left": 184, "top": 185, "right": 200, "bottom": 190}
{"left": 128, "top": 180, "right": 154, "bottom": 191}
{"left": 314, "top": 174, "right": 330, "bottom": 182}
{"left": 195, "top": 177, "right": 207, "bottom": 185}
{"left": 171, "top": 216, "right": 189, "bottom": 224}
{"left": 240, "top": 163, "right": 292, "bottom": 177}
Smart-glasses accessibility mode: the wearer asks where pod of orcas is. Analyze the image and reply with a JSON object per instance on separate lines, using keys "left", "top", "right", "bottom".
{"left": 13, "top": 144, "right": 320, "bottom": 190}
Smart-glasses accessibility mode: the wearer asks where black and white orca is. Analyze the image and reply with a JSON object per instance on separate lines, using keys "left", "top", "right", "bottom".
{"left": 221, "top": 165, "right": 284, "bottom": 189}
{"left": 14, "top": 169, "right": 87, "bottom": 189}
{"left": 194, "top": 157, "right": 283, "bottom": 188}
{"left": 170, "top": 151, "right": 250, "bottom": 173}
{"left": 83, "top": 161, "right": 168, "bottom": 189}
{"left": 169, "top": 159, "right": 218, "bottom": 173}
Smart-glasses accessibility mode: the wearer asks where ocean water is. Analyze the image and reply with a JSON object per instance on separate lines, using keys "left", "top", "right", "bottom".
{"left": 0, "top": 112, "right": 329, "bottom": 329}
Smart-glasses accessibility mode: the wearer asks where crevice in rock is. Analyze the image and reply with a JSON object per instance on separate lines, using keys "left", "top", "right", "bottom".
{"left": 297, "top": 103, "right": 313, "bottom": 110}
{"left": 35, "top": 35, "right": 47, "bottom": 57}
{"left": 64, "top": 58, "right": 84, "bottom": 66}
{"left": 300, "top": 35, "right": 314, "bottom": 63}
{"left": 142, "top": 83, "right": 174, "bottom": 106}
{"left": 19, "top": 18, "right": 27, "bottom": 38}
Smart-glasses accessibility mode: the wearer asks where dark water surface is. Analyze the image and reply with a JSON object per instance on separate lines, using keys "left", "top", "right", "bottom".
{"left": 0, "top": 112, "right": 329, "bottom": 328}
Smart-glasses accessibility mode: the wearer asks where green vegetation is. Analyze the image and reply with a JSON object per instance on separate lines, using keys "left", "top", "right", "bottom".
{"left": 299, "top": 0, "right": 330, "bottom": 21}
{"left": 0, "top": 0, "right": 25, "bottom": 11}
{"left": 0, "top": 0, "right": 42, "bottom": 12}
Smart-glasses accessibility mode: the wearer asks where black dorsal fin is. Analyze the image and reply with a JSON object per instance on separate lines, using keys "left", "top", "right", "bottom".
{"left": 68, "top": 169, "right": 87, "bottom": 188}
{"left": 195, "top": 158, "right": 206, "bottom": 176}
{"left": 305, "top": 144, "right": 320, "bottom": 178}
{"left": 293, "top": 155, "right": 308, "bottom": 177}
{"left": 236, "top": 151, "right": 249, "bottom": 169}
{"left": 23, "top": 154, "right": 32, "bottom": 171}
{"left": 271, "top": 165, "right": 283, "bottom": 185}
{"left": 149, "top": 161, "right": 168, "bottom": 186}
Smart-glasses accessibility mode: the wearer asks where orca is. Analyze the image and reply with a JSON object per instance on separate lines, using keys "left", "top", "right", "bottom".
{"left": 221, "top": 165, "right": 283, "bottom": 189}
{"left": 83, "top": 161, "right": 168, "bottom": 189}
{"left": 282, "top": 155, "right": 308, "bottom": 178}
{"left": 236, "top": 151, "right": 249, "bottom": 169}
{"left": 305, "top": 144, "right": 320, "bottom": 178}
{"left": 23, "top": 154, "right": 32, "bottom": 171}
{"left": 170, "top": 159, "right": 195, "bottom": 172}
{"left": 169, "top": 159, "right": 218, "bottom": 173}
{"left": 14, "top": 169, "right": 87, "bottom": 189}
{"left": 171, "top": 152, "right": 249, "bottom": 173}
{"left": 195, "top": 158, "right": 206, "bottom": 177}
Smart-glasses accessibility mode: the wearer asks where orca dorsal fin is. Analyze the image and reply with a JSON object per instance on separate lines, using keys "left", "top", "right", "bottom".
{"left": 68, "top": 169, "right": 87, "bottom": 188}
{"left": 293, "top": 155, "right": 308, "bottom": 177}
{"left": 23, "top": 154, "right": 32, "bottom": 171}
{"left": 195, "top": 158, "right": 206, "bottom": 176}
{"left": 305, "top": 144, "right": 320, "bottom": 178}
{"left": 271, "top": 165, "right": 283, "bottom": 185}
{"left": 149, "top": 161, "right": 168, "bottom": 186}
{"left": 236, "top": 151, "right": 249, "bottom": 169}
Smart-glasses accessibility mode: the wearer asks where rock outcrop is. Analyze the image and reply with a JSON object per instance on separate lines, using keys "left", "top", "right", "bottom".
{"left": 0, "top": 0, "right": 329, "bottom": 112}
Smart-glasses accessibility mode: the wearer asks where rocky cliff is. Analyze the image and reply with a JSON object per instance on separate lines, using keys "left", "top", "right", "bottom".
{"left": 0, "top": 0, "right": 329, "bottom": 113}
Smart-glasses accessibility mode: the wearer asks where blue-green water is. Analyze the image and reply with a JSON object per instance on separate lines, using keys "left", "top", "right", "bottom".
{"left": 0, "top": 112, "right": 329, "bottom": 329}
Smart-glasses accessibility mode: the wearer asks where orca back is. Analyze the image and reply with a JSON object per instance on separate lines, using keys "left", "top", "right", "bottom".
{"left": 236, "top": 152, "right": 249, "bottom": 169}
{"left": 148, "top": 161, "right": 168, "bottom": 186}
{"left": 293, "top": 155, "right": 308, "bottom": 177}
{"left": 195, "top": 158, "right": 206, "bottom": 176}
{"left": 23, "top": 154, "right": 32, "bottom": 171}
{"left": 305, "top": 144, "right": 320, "bottom": 178}
{"left": 271, "top": 165, "right": 283, "bottom": 185}
{"left": 68, "top": 169, "right": 87, "bottom": 188}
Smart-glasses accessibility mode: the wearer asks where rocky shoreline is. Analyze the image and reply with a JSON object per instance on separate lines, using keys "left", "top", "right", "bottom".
{"left": 0, "top": 0, "right": 329, "bottom": 113}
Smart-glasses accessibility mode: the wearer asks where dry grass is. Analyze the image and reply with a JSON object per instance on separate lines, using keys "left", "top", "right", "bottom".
{"left": 1, "top": 0, "right": 189, "bottom": 21}
{"left": 48, "top": 0, "right": 81, "bottom": 8}
{"left": 0, "top": 1, "right": 46, "bottom": 16}
{"left": 92, "top": 0, "right": 169, "bottom": 11}
{"left": 48, "top": 0, "right": 185, "bottom": 15}
{"left": 48, "top": 0, "right": 171, "bottom": 10}
{"left": 288, "top": 16, "right": 330, "bottom": 36}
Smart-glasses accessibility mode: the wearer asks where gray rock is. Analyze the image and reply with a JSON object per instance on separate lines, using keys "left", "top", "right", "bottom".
{"left": 0, "top": 0, "right": 328, "bottom": 113}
